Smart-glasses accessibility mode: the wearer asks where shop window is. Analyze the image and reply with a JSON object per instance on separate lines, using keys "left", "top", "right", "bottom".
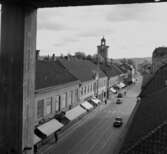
{"left": 37, "top": 99, "right": 44, "bottom": 119}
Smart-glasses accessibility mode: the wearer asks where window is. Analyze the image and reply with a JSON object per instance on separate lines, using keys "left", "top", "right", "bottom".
{"left": 165, "top": 80, "right": 167, "bottom": 86}
{"left": 37, "top": 99, "right": 44, "bottom": 119}
{"left": 87, "top": 85, "right": 89, "bottom": 93}
{"left": 70, "top": 91, "right": 73, "bottom": 105}
{"left": 75, "top": 89, "right": 78, "bottom": 103}
{"left": 81, "top": 87, "right": 83, "bottom": 96}
{"left": 46, "top": 97, "right": 52, "bottom": 114}
{"left": 84, "top": 86, "right": 86, "bottom": 94}
{"left": 61, "top": 94, "right": 66, "bottom": 109}
{"left": 65, "top": 92, "right": 68, "bottom": 107}
{"left": 55, "top": 96, "right": 60, "bottom": 112}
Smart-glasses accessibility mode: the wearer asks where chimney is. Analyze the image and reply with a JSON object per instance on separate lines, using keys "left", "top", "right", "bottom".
{"left": 36, "top": 50, "right": 40, "bottom": 61}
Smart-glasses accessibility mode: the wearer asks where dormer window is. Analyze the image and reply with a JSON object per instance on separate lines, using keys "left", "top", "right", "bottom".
{"left": 165, "top": 80, "right": 167, "bottom": 86}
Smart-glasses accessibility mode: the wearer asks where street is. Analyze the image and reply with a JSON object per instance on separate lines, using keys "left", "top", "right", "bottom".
{"left": 41, "top": 76, "right": 142, "bottom": 154}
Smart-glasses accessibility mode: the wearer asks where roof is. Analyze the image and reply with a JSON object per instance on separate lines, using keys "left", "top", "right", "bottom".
{"left": 58, "top": 58, "right": 106, "bottom": 82}
{"left": 139, "top": 63, "right": 167, "bottom": 97}
{"left": 121, "top": 121, "right": 167, "bottom": 154}
{"left": 115, "top": 63, "right": 128, "bottom": 74}
{"left": 120, "top": 88, "right": 167, "bottom": 154}
{"left": 153, "top": 47, "right": 167, "bottom": 58}
{"left": 0, "top": 0, "right": 165, "bottom": 8}
{"left": 35, "top": 60, "right": 78, "bottom": 90}
{"left": 141, "top": 74, "right": 153, "bottom": 89}
{"left": 99, "top": 63, "right": 122, "bottom": 78}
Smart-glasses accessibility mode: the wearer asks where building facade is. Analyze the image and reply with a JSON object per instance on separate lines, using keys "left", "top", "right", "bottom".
{"left": 59, "top": 58, "right": 108, "bottom": 102}
{"left": 35, "top": 60, "right": 80, "bottom": 126}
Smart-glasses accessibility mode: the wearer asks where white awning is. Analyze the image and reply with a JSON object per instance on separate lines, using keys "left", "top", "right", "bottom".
{"left": 37, "top": 119, "right": 64, "bottom": 136}
{"left": 80, "top": 101, "right": 94, "bottom": 111}
{"left": 34, "top": 134, "right": 41, "bottom": 144}
{"left": 65, "top": 105, "right": 87, "bottom": 121}
{"left": 120, "top": 82, "right": 126, "bottom": 88}
{"left": 91, "top": 98, "right": 101, "bottom": 104}
{"left": 110, "top": 87, "right": 117, "bottom": 93}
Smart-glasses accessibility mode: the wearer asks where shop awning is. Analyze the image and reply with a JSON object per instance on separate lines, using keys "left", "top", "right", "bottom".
{"left": 65, "top": 105, "right": 87, "bottom": 121}
{"left": 34, "top": 134, "right": 41, "bottom": 145}
{"left": 91, "top": 98, "right": 101, "bottom": 105}
{"left": 120, "top": 82, "right": 126, "bottom": 88}
{"left": 37, "top": 119, "right": 64, "bottom": 136}
{"left": 80, "top": 101, "right": 94, "bottom": 111}
{"left": 110, "top": 87, "right": 117, "bottom": 93}
{"left": 117, "top": 82, "right": 126, "bottom": 89}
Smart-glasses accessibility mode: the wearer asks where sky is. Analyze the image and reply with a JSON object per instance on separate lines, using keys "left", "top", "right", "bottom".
{"left": 22, "top": 3, "right": 167, "bottom": 58}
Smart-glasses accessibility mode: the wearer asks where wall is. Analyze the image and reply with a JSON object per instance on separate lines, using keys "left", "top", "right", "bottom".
{"left": 79, "top": 80, "right": 95, "bottom": 102}
{"left": 34, "top": 82, "right": 79, "bottom": 125}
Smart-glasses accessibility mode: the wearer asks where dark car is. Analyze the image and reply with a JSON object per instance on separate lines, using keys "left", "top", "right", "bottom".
{"left": 117, "top": 93, "right": 123, "bottom": 98}
{"left": 113, "top": 117, "right": 123, "bottom": 127}
{"left": 116, "top": 99, "right": 122, "bottom": 104}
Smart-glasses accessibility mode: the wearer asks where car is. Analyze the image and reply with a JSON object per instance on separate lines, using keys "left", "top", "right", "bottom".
{"left": 113, "top": 117, "right": 123, "bottom": 127}
{"left": 116, "top": 99, "right": 122, "bottom": 104}
{"left": 117, "top": 93, "right": 123, "bottom": 98}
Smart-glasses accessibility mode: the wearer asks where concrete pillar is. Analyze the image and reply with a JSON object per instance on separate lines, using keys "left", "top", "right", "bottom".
{"left": 0, "top": 4, "right": 37, "bottom": 154}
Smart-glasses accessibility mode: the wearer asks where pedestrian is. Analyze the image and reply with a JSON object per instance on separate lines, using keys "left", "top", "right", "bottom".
{"left": 54, "top": 132, "right": 58, "bottom": 143}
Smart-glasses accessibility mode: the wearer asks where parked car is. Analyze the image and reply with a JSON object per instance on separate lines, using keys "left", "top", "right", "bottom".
{"left": 117, "top": 93, "right": 123, "bottom": 98}
{"left": 116, "top": 99, "right": 122, "bottom": 104}
{"left": 113, "top": 117, "right": 123, "bottom": 127}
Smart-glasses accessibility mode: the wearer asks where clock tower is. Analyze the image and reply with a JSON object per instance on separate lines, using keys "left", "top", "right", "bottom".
{"left": 97, "top": 37, "right": 109, "bottom": 63}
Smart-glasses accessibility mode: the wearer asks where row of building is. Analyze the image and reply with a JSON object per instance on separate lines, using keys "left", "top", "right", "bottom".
{"left": 119, "top": 48, "right": 167, "bottom": 154}
{"left": 34, "top": 50, "right": 135, "bottom": 147}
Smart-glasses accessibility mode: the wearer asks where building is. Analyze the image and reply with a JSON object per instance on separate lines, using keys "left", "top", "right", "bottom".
{"left": 99, "top": 63, "right": 123, "bottom": 99}
{"left": 119, "top": 64, "right": 167, "bottom": 154}
{"left": 97, "top": 37, "right": 109, "bottom": 63}
{"left": 35, "top": 60, "right": 80, "bottom": 125}
{"left": 152, "top": 47, "right": 167, "bottom": 73}
{"left": 58, "top": 58, "right": 108, "bottom": 102}
{"left": 140, "top": 64, "right": 167, "bottom": 97}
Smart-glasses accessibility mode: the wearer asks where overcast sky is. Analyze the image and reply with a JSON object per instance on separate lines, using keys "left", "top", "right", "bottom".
{"left": 37, "top": 3, "right": 167, "bottom": 58}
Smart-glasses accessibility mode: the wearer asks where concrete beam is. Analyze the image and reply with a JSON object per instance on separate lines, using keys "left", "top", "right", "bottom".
{"left": 0, "top": 0, "right": 166, "bottom": 8}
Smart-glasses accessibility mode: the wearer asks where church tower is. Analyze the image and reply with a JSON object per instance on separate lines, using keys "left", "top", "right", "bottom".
{"left": 97, "top": 37, "right": 109, "bottom": 63}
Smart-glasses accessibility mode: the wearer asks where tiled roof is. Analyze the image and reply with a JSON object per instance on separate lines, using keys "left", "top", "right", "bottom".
{"left": 139, "top": 64, "right": 167, "bottom": 97}
{"left": 35, "top": 60, "right": 78, "bottom": 90}
{"left": 58, "top": 59, "right": 106, "bottom": 82}
{"left": 115, "top": 63, "right": 128, "bottom": 73}
{"left": 120, "top": 88, "right": 167, "bottom": 154}
{"left": 121, "top": 121, "right": 167, "bottom": 154}
{"left": 99, "top": 63, "right": 122, "bottom": 78}
{"left": 153, "top": 47, "right": 167, "bottom": 58}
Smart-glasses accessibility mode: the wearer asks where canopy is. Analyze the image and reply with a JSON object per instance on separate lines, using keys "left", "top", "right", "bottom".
{"left": 65, "top": 105, "right": 86, "bottom": 121}
{"left": 34, "top": 134, "right": 41, "bottom": 145}
{"left": 37, "top": 119, "right": 63, "bottom": 136}
{"left": 80, "top": 101, "right": 94, "bottom": 111}
{"left": 91, "top": 98, "right": 101, "bottom": 105}
{"left": 110, "top": 87, "right": 117, "bottom": 93}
